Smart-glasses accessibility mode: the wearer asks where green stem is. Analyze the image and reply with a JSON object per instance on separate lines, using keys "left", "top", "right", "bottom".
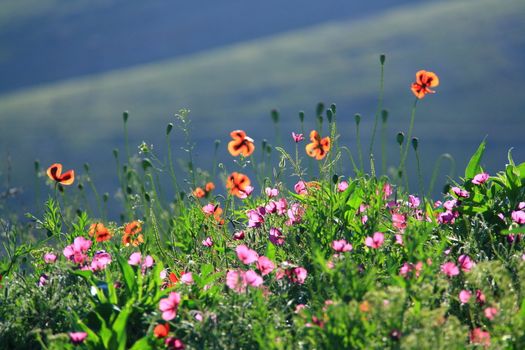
{"left": 369, "top": 62, "right": 385, "bottom": 160}
{"left": 399, "top": 99, "right": 418, "bottom": 174}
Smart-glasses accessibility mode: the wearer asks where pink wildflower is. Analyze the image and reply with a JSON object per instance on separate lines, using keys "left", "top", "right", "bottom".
{"left": 202, "top": 237, "right": 213, "bottom": 247}
{"left": 484, "top": 307, "right": 498, "bottom": 320}
{"left": 290, "top": 267, "right": 308, "bottom": 284}
{"left": 337, "top": 181, "right": 349, "bottom": 192}
{"left": 440, "top": 262, "right": 459, "bottom": 277}
{"left": 269, "top": 227, "right": 285, "bottom": 245}
{"left": 236, "top": 245, "right": 259, "bottom": 264}
{"left": 383, "top": 183, "right": 393, "bottom": 199}
{"left": 458, "top": 254, "right": 474, "bottom": 272}
{"left": 265, "top": 187, "right": 279, "bottom": 198}
{"left": 44, "top": 253, "right": 57, "bottom": 264}
{"left": 365, "top": 232, "right": 385, "bottom": 249}
{"left": 91, "top": 251, "right": 112, "bottom": 271}
{"left": 69, "top": 332, "right": 88, "bottom": 345}
{"left": 180, "top": 272, "right": 194, "bottom": 285}
{"left": 511, "top": 210, "right": 525, "bottom": 224}
{"left": 233, "top": 231, "right": 245, "bottom": 240}
{"left": 469, "top": 328, "right": 490, "bottom": 347}
{"left": 244, "top": 270, "right": 263, "bottom": 287}
{"left": 247, "top": 208, "right": 265, "bottom": 228}
{"left": 226, "top": 270, "right": 246, "bottom": 293}
{"left": 472, "top": 172, "right": 489, "bottom": 185}
{"left": 165, "top": 337, "right": 185, "bottom": 350}
{"left": 408, "top": 195, "right": 420, "bottom": 208}
{"left": 392, "top": 213, "right": 407, "bottom": 231}
{"left": 275, "top": 198, "right": 288, "bottom": 215}
{"left": 292, "top": 132, "right": 304, "bottom": 142}
{"left": 294, "top": 181, "right": 308, "bottom": 195}
{"left": 451, "top": 186, "right": 469, "bottom": 198}
{"left": 128, "top": 252, "right": 142, "bottom": 266}
{"left": 256, "top": 256, "right": 275, "bottom": 276}
{"left": 159, "top": 292, "right": 181, "bottom": 321}
{"left": 286, "top": 203, "right": 305, "bottom": 225}
{"left": 459, "top": 290, "right": 472, "bottom": 304}
{"left": 476, "top": 289, "right": 486, "bottom": 305}
{"left": 331, "top": 239, "right": 352, "bottom": 252}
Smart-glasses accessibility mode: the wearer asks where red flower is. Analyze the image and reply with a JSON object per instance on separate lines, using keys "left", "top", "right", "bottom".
{"left": 228, "top": 130, "right": 255, "bottom": 157}
{"left": 411, "top": 70, "right": 439, "bottom": 99}
{"left": 46, "top": 163, "right": 75, "bottom": 185}
{"left": 153, "top": 323, "right": 170, "bottom": 338}
{"left": 305, "top": 130, "right": 330, "bottom": 160}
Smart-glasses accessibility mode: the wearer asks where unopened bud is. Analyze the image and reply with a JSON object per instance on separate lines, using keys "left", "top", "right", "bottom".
{"left": 123, "top": 111, "right": 129, "bottom": 123}
{"left": 396, "top": 132, "right": 405, "bottom": 146}
{"left": 411, "top": 137, "right": 419, "bottom": 151}
{"left": 166, "top": 123, "right": 173, "bottom": 135}
{"left": 354, "top": 113, "right": 361, "bottom": 126}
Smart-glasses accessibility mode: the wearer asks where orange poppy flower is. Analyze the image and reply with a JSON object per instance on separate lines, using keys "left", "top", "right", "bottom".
{"left": 305, "top": 130, "right": 330, "bottom": 160}
{"left": 228, "top": 130, "right": 255, "bottom": 157}
{"left": 193, "top": 187, "right": 206, "bottom": 198}
{"left": 89, "top": 222, "right": 112, "bottom": 242}
{"left": 46, "top": 163, "right": 75, "bottom": 185}
{"left": 411, "top": 70, "right": 439, "bottom": 99}
{"left": 226, "top": 172, "right": 251, "bottom": 198}
{"left": 205, "top": 182, "right": 215, "bottom": 192}
{"left": 153, "top": 323, "right": 170, "bottom": 338}
{"left": 122, "top": 221, "right": 143, "bottom": 246}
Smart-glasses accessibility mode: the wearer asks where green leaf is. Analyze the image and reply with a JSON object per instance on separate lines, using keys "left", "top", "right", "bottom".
{"left": 129, "top": 337, "right": 155, "bottom": 350}
{"left": 501, "top": 226, "right": 525, "bottom": 235}
{"left": 117, "top": 255, "right": 137, "bottom": 297}
{"left": 465, "top": 139, "right": 486, "bottom": 179}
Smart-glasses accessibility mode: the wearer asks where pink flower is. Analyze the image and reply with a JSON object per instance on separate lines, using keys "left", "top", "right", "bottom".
{"left": 236, "top": 245, "right": 259, "bottom": 264}
{"left": 180, "top": 272, "right": 194, "bottom": 285}
{"left": 443, "top": 199, "right": 458, "bottom": 211}
{"left": 472, "top": 172, "right": 489, "bottom": 185}
{"left": 286, "top": 203, "right": 305, "bottom": 225}
{"left": 292, "top": 132, "right": 304, "bottom": 143}
{"left": 337, "top": 181, "right": 349, "bottom": 192}
{"left": 484, "top": 307, "right": 498, "bottom": 320}
{"left": 459, "top": 290, "right": 472, "bottom": 304}
{"left": 244, "top": 270, "right": 263, "bottom": 287}
{"left": 438, "top": 211, "right": 458, "bottom": 225}
{"left": 519, "top": 202, "right": 525, "bottom": 210}
{"left": 247, "top": 209, "right": 265, "bottom": 228}
{"left": 256, "top": 256, "right": 275, "bottom": 276}
{"left": 395, "top": 234, "right": 404, "bottom": 245}
{"left": 38, "top": 273, "right": 49, "bottom": 287}
{"left": 331, "top": 239, "right": 352, "bottom": 252}
{"left": 408, "top": 195, "right": 420, "bottom": 208}
{"left": 295, "top": 304, "right": 306, "bottom": 313}
{"left": 275, "top": 198, "right": 288, "bottom": 215}
{"left": 238, "top": 185, "right": 254, "bottom": 199}
{"left": 233, "top": 231, "right": 245, "bottom": 240}
{"left": 69, "top": 332, "right": 88, "bottom": 345}
{"left": 294, "top": 181, "right": 308, "bottom": 195}
{"left": 469, "top": 328, "right": 490, "bottom": 347}
{"left": 365, "top": 232, "right": 384, "bottom": 249}
{"left": 265, "top": 187, "right": 279, "bottom": 198}
{"left": 476, "top": 289, "right": 486, "bottom": 305}
{"left": 226, "top": 270, "right": 246, "bottom": 293}
{"left": 44, "top": 253, "right": 57, "bottom": 264}
{"left": 440, "top": 262, "right": 459, "bottom": 277}
{"left": 202, "top": 203, "right": 216, "bottom": 215}
{"left": 290, "top": 267, "right": 308, "bottom": 284}
{"left": 269, "top": 227, "right": 285, "bottom": 245}
{"left": 159, "top": 292, "right": 181, "bottom": 321}
{"left": 511, "top": 210, "right": 525, "bottom": 224}
{"left": 202, "top": 237, "right": 213, "bottom": 247}
{"left": 451, "top": 186, "right": 470, "bottom": 198}
{"left": 265, "top": 201, "right": 277, "bottom": 214}
{"left": 128, "top": 252, "right": 142, "bottom": 266}
{"left": 458, "top": 255, "right": 474, "bottom": 272}
{"left": 165, "top": 337, "right": 185, "bottom": 350}
{"left": 383, "top": 183, "right": 393, "bottom": 199}
{"left": 63, "top": 236, "right": 92, "bottom": 264}
{"left": 399, "top": 261, "right": 423, "bottom": 278}
{"left": 392, "top": 213, "right": 406, "bottom": 231}
{"left": 91, "top": 251, "right": 112, "bottom": 271}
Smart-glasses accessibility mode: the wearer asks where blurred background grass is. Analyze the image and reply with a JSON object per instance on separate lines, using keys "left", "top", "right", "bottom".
{"left": 0, "top": 0, "right": 524, "bottom": 213}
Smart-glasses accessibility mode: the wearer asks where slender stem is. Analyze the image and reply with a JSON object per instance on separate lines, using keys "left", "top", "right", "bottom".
{"left": 399, "top": 99, "right": 418, "bottom": 173}
{"left": 427, "top": 154, "right": 456, "bottom": 197}
{"left": 381, "top": 114, "right": 388, "bottom": 176}
{"left": 414, "top": 147, "right": 424, "bottom": 199}
{"left": 356, "top": 120, "right": 364, "bottom": 172}
{"left": 369, "top": 62, "right": 385, "bottom": 159}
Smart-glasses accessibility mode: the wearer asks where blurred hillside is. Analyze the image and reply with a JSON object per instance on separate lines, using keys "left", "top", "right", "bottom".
{"left": 0, "top": 0, "right": 413, "bottom": 93}
{"left": 0, "top": 0, "right": 524, "bottom": 213}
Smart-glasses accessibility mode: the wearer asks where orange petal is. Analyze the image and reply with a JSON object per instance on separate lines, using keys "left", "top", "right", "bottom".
{"left": 58, "top": 170, "right": 75, "bottom": 185}
{"left": 230, "top": 130, "right": 246, "bottom": 141}
{"left": 46, "top": 163, "right": 63, "bottom": 182}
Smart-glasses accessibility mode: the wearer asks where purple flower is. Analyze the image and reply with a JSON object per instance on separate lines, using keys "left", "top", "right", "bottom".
{"left": 472, "top": 172, "right": 489, "bottom": 185}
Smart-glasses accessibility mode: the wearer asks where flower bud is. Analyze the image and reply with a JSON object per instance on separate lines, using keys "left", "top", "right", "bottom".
{"left": 396, "top": 132, "right": 404, "bottom": 146}
{"left": 354, "top": 113, "right": 361, "bottom": 126}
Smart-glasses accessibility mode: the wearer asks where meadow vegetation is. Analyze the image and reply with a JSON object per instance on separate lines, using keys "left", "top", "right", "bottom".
{"left": 1, "top": 60, "right": 525, "bottom": 350}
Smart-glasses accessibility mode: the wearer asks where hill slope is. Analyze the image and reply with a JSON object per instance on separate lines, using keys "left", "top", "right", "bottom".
{"left": 1, "top": 0, "right": 524, "bottom": 201}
